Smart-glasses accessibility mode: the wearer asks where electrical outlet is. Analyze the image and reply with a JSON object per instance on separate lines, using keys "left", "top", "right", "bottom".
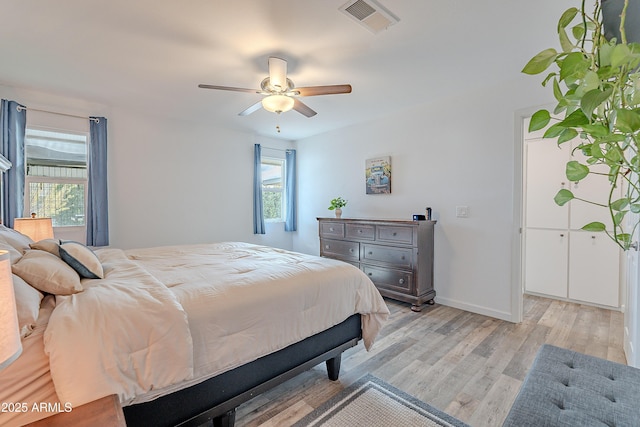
{"left": 456, "top": 206, "right": 469, "bottom": 218}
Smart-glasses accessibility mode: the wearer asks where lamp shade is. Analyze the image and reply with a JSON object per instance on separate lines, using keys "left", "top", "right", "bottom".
{"left": 13, "top": 218, "right": 54, "bottom": 241}
{"left": 261, "top": 95, "right": 294, "bottom": 114}
{"left": 0, "top": 250, "right": 22, "bottom": 371}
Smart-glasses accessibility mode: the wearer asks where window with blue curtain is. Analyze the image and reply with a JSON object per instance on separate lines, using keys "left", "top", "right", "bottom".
{"left": 253, "top": 144, "right": 296, "bottom": 234}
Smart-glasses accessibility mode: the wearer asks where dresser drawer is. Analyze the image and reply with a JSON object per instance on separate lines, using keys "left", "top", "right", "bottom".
{"left": 376, "top": 225, "right": 414, "bottom": 245}
{"left": 346, "top": 223, "right": 375, "bottom": 240}
{"left": 320, "top": 239, "right": 359, "bottom": 261}
{"left": 361, "top": 244, "right": 413, "bottom": 269}
{"left": 320, "top": 222, "right": 345, "bottom": 238}
{"left": 362, "top": 265, "right": 414, "bottom": 293}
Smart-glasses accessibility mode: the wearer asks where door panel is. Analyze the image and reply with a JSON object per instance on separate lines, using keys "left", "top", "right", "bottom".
{"left": 524, "top": 229, "right": 568, "bottom": 298}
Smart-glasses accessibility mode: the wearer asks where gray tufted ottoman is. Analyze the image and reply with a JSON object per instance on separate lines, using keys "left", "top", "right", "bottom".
{"left": 502, "top": 344, "right": 640, "bottom": 427}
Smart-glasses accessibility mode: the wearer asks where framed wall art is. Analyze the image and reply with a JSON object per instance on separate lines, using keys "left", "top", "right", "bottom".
{"left": 365, "top": 156, "right": 391, "bottom": 194}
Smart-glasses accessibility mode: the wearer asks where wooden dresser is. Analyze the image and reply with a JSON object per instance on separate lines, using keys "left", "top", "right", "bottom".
{"left": 318, "top": 217, "right": 436, "bottom": 311}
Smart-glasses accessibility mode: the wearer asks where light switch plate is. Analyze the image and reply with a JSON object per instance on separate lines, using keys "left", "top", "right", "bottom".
{"left": 456, "top": 206, "right": 469, "bottom": 218}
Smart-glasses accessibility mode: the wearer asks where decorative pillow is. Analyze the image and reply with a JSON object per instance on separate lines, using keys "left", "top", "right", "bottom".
{"left": 0, "top": 241, "right": 24, "bottom": 264}
{"left": 30, "top": 239, "right": 62, "bottom": 257}
{"left": 12, "top": 274, "right": 44, "bottom": 337}
{"left": 59, "top": 241, "right": 104, "bottom": 279}
{"left": 12, "top": 250, "right": 83, "bottom": 295}
{"left": 0, "top": 224, "right": 34, "bottom": 253}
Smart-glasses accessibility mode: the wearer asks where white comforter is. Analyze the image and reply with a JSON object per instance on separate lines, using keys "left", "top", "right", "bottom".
{"left": 43, "top": 242, "right": 389, "bottom": 407}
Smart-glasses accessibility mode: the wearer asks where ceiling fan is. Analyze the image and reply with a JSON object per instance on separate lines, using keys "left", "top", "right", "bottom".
{"left": 198, "top": 57, "right": 352, "bottom": 117}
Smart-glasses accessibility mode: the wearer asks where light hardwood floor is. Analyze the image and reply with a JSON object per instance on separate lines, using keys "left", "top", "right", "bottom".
{"left": 234, "top": 295, "right": 626, "bottom": 427}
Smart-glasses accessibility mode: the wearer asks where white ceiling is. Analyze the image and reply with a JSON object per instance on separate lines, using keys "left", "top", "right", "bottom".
{"left": 0, "top": 1, "right": 565, "bottom": 140}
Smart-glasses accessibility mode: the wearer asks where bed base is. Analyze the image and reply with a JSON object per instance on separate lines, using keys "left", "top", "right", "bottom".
{"left": 123, "top": 314, "right": 362, "bottom": 427}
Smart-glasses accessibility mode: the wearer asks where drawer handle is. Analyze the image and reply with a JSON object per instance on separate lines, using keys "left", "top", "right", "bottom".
{"left": 325, "top": 245, "right": 330, "bottom": 249}
{"left": 349, "top": 248, "right": 354, "bottom": 253}
{"left": 399, "top": 278, "right": 405, "bottom": 285}
{"left": 368, "top": 251, "right": 373, "bottom": 255}
{"left": 401, "top": 256, "right": 405, "bottom": 260}
{"left": 358, "top": 229, "right": 363, "bottom": 233}
{"left": 368, "top": 272, "right": 373, "bottom": 276}
{"left": 329, "top": 227, "right": 334, "bottom": 232}
{"left": 393, "top": 232, "right": 397, "bottom": 236}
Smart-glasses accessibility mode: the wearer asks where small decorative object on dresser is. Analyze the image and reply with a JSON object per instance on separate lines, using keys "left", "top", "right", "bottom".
{"left": 318, "top": 217, "right": 436, "bottom": 311}
{"left": 328, "top": 197, "right": 348, "bottom": 218}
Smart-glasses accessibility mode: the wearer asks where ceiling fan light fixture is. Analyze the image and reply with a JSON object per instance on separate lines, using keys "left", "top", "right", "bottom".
{"left": 262, "top": 95, "right": 294, "bottom": 114}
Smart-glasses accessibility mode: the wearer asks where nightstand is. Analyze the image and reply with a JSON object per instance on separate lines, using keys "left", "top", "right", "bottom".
{"left": 25, "top": 394, "right": 125, "bottom": 427}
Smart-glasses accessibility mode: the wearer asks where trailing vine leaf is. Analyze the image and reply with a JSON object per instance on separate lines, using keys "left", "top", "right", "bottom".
{"left": 558, "top": 128, "right": 579, "bottom": 144}
{"left": 554, "top": 189, "right": 575, "bottom": 206}
{"left": 543, "top": 123, "right": 568, "bottom": 138}
{"left": 581, "top": 222, "right": 606, "bottom": 232}
{"left": 565, "top": 160, "right": 589, "bottom": 181}
{"left": 611, "top": 197, "right": 630, "bottom": 211}
{"left": 559, "top": 52, "right": 589, "bottom": 81}
{"left": 522, "top": 48, "right": 558, "bottom": 74}
{"left": 615, "top": 109, "right": 640, "bottom": 133}
{"left": 529, "top": 110, "right": 551, "bottom": 131}
{"left": 614, "top": 211, "right": 628, "bottom": 226}
{"left": 559, "top": 109, "right": 589, "bottom": 127}
{"left": 557, "top": 7, "right": 578, "bottom": 30}
{"left": 581, "top": 87, "right": 613, "bottom": 120}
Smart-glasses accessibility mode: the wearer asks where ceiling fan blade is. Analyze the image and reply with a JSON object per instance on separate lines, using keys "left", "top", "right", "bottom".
{"left": 296, "top": 84, "right": 352, "bottom": 97}
{"left": 198, "top": 84, "right": 259, "bottom": 94}
{"left": 238, "top": 101, "right": 263, "bottom": 116}
{"left": 293, "top": 99, "right": 317, "bottom": 117}
{"left": 268, "top": 57, "right": 288, "bottom": 91}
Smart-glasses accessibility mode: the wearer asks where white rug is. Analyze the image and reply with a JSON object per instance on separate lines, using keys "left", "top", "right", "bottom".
{"left": 293, "top": 374, "right": 470, "bottom": 427}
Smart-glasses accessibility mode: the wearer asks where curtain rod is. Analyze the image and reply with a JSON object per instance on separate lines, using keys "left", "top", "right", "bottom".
{"left": 16, "top": 105, "right": 100, "bottom": 123}
{"left": 261, "top": 145, "right": 294, "bottom": 153}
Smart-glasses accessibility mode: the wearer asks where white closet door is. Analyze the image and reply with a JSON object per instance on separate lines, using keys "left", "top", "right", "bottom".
{"left": 568, "top": 231, "right": 620, "bottom": 307}
{"left": 569, "top": 151, "right": 616, "bottom": 230}
{"left": 525, "top": 139, "right": 569, "bottom": 229}
{"left": 524, "top": 228, "right": 568, "bottom": 298}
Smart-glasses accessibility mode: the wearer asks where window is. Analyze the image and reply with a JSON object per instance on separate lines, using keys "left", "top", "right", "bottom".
{"left": 261, "top": 157, "right": 285, "bottom": 222}
{"left": 24, "top": 128, "right": 88, "bottom": 228}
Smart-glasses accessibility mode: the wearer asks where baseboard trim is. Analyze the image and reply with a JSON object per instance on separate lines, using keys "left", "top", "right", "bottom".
{"left": 436, "top": 296, "right": 515, "bottom": 322}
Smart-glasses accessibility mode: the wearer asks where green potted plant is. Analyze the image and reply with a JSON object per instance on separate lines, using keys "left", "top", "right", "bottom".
{"left": 328, "top": 197, "right": 348, "bottom": 218}
{"left": 522, "top": 0, "right": 640, "bottom": 249}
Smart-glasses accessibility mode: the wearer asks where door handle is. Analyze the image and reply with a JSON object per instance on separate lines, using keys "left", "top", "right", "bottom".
{"left": 631, "top": 241, "right": 639, "bottom": 251}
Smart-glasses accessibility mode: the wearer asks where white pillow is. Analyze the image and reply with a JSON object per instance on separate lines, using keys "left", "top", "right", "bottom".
{"left": 12, "top": 250, "right": 83, "bottom": 295}
{"left": 12, "top": 274, "right": 44, "bottom": 337}
{"left": 59, "top": 241, "right": 104, "bottom": 279}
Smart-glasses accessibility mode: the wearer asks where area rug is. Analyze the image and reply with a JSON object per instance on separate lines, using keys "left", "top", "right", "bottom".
{"left": 293, "top": 374, "right": 470, "bottom": 427}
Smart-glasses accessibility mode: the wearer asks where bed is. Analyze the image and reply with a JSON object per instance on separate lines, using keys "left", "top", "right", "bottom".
{"left": 0, "top": 227, "right": 389, "bottom": 427}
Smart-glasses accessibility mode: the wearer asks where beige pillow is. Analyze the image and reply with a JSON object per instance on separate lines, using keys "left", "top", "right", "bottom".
{"left": 30, "top": 239, "right": 62, "bottom": 257}
{"left": 0, "top": 241, "right": 23, "bottom": 264}
{"left": 12, "top": 274, "right": 44, "bottom": 337}
{"left": 0, "top": 224, "right": 34, "bottom": 252}
{"left": 12, "top": 250, "right": 83, "bottom": 295}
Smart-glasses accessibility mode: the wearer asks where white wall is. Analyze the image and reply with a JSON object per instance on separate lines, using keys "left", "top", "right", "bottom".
{"left": 107, "top": 109, "right": 294, "bottom": 249}
{"left": 293, "top": 77, "right": 553, "bottom": 321}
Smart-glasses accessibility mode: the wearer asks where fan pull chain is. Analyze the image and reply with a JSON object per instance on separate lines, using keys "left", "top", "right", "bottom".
{"left": 276, "top": 125, "right": 281, "bottom": 133}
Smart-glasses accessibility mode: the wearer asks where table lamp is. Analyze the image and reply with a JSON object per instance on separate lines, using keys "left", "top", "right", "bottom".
{"left": 0, "top": 250, "right": 21, "bottom": 371}
{"left": 13, "top": 216, "right": 54, "bottom": 241}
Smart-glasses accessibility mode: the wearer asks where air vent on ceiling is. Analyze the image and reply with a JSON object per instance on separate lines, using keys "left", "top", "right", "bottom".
{"left": 339, "top": 0, "right": 399, "bottom": 34}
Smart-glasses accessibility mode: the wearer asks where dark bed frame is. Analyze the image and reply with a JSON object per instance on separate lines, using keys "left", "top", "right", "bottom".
{"left": 122, "top": 314, "right": 362, "bottom": 427}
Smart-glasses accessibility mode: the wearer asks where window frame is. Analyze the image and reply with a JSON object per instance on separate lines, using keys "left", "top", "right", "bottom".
{"left": 23, "top": 126, "right": 89, "bottom": 233}
{"left": 261, "top": 156, "right": 286, "bottom": 223}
